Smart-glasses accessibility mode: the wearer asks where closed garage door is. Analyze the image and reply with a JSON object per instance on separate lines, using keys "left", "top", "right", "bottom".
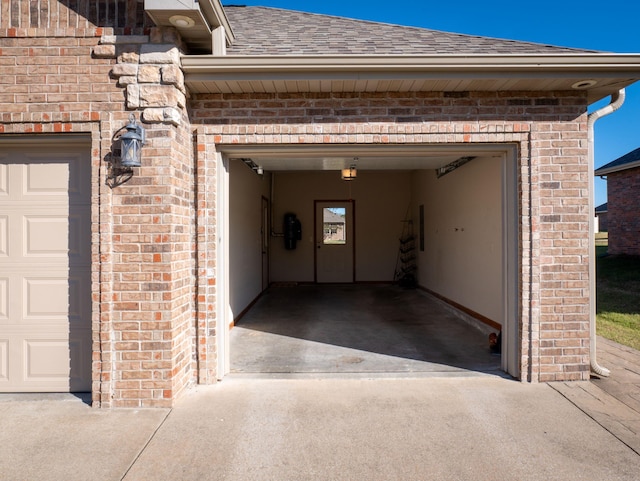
{"left": 0, "top": 142, "right": 91, "bottom": 392}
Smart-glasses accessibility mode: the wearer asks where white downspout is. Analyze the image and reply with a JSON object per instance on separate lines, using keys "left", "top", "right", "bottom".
{"left": 587, "top": 88, "right": 625, "bottom": 377}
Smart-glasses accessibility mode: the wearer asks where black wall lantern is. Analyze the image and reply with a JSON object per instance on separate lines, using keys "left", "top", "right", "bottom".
{"left": 120, "top": 114, "right": 146, "bottom": 168}
{"left": 107, "top": 113, "right": 146, "bottom": 188}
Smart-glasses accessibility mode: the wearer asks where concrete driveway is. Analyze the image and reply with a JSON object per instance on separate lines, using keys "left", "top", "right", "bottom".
{"left": 2, "top": 375, "right": 640, "bottom": 481}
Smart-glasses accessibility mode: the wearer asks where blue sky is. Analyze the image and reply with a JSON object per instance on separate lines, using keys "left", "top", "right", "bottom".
{"left": 225, "top": 1, "right": 640, "bottom": 205}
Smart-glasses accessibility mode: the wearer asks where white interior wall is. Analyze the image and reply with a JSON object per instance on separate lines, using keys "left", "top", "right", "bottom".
{"left": 229, "top": 160, "right": 271, "bottom": 318}
{"left": 411, "top": 156, "right": 503, "bottom": 324}
{"left": 271, "top": 171, "right": 412, "bottom": 282}
{"left": 228, "top": 158, "right": 503, "bottom": 325}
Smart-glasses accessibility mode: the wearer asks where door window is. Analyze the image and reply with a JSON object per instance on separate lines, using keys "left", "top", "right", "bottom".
{"left": 323, "top": 207, "right": 346, "bottom": 245}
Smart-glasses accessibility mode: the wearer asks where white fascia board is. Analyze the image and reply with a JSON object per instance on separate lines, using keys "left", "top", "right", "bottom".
{"left": 198, "top": 0, "right": 235, "bottom": 44}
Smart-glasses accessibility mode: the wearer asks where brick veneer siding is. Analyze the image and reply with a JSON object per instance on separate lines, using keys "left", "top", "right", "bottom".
{"left": 193, "top": 91, "right": 592, "bottom": 382}
{"left": 0, "top": 1, "right": 151, "bottom": 33}
{"left": 607, "top": 166, "right": 640, "bottom": 255}
{"left": 194, "top": 128, "right": 220, "bottom": 384}
{"left": 0, "top": 1, "right": 200, "bottom": 407}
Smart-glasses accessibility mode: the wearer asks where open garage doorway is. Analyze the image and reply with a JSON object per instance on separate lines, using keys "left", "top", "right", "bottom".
{"left": 218, "top": 144, "right": 519, "bottom": 379}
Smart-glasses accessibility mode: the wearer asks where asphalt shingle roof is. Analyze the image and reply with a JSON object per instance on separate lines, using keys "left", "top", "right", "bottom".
{"left": 595, "top": 147, "right": 640, "bottom": 174}
{"left": 323, "top": 209, "right": 346, "bottom": 223}
{"left": 224, "top": 6, "right": 598, "bottom": 56}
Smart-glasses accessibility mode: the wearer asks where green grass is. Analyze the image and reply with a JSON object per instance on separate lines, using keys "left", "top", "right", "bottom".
{"left": 596, "top": 236, "right": 640, "bottom": 351}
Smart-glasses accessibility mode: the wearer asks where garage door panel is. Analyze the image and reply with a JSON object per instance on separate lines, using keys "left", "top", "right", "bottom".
{"left": 25, "top": 339, "right": 70, "bottom": 379}
{"left": 0, "top": 162, "right": 7, "bottom": 195}
{"left": 4, "top": 210, "right": 73, "bottom": 262}
{"left": 68, "top": 275, "right": 91, "bottom": 322}
{"left": 3, "top": 270, "right": 68, "bottom": 323}
{"left": 24, "top": 278, "right": 69, "bottom": 320}
{"left": 0, "top": 340, "right": 8, "bottom": 381}
{"left": 0, "top": 277, "right": 7, "bottom": 321}
{"left": 23, "top": 160, "right": 69, "bottom": 196}
{"left": 68, "top": 212, "right": 91, "bottom": 262}
{"left": 25, "top": 215, "right": 68, "bottom": 257}
{"left": 22, "top": 153, "right": 90, "bottom": 203}
{"left": 69, "top": 337, "right": 91, "bottom": 391}
{"left": 0, "top": 215, "right": 7, "bottom": 257}
{"left": 68, "top": 155, "right": 91, "bottom": 203}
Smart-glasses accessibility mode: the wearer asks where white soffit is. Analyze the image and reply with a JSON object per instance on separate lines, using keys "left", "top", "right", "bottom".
{"left": 182, "top": 54, "right": 640, "bottom": 103}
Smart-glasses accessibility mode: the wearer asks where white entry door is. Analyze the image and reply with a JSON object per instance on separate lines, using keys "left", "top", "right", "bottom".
{"left": 0, "top": 143, "right": 92, "bottom": 392}
{"left": 315, "top": 201, "right": 354, "bottom": 283}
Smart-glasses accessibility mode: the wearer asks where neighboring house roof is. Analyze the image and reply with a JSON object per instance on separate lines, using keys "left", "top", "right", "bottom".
{"left": 595, "top": 147, "right": 640, "bottom": 176}
{"left": 324, "top": 210, "right": 346, "bottom": 224}
{"left": 595, "top": 202, "right": 608, "bottom": 214}
{"left": 223, "top": 6, "right": 594, "bottom": 56}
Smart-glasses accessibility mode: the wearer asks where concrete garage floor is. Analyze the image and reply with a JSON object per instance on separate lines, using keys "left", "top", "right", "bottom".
{"left": 230, "top": 285, "right": 503, "bottom": 377}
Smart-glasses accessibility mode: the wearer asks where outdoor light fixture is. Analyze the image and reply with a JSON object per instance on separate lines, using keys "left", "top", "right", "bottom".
{"left": 120, "top": 114, "right": 146, "bottom": 168}
{"left": 107, "top": 113, "right": 146, "bottom": 188}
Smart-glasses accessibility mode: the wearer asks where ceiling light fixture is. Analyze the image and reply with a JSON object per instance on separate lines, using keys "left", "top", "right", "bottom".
{"left": 169, "top": 15, "right": 196, "bottom": 28}
{"left": 341, "top": 165, "right": 357, "bottom": 181}
{"left": 342, "top": 158, "right": 358, "bottom": 181}
{"left": 571, "top": 79, "right": 597, "bottom": 90}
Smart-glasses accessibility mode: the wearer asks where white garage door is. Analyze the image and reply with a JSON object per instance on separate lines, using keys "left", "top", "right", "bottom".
{"left": 0, "top": 142, "right": 91, "bottom": 392}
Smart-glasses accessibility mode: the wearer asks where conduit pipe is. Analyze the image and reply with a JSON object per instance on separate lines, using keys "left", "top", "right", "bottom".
{"left": 587, "top": 88, "right": 625, "bottom": 377}
{"left": 270, "top": 173, "right": 284, "bottom": 237}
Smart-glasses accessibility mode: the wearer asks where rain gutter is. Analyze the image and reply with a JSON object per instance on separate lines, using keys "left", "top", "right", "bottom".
{"left": 182, "top": 53, "right": 640, "bottom": 74}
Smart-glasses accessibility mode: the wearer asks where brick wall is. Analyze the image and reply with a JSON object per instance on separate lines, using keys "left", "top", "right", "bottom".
{"left": 532, "top": 120, "right": 591, "bottom": 381}
{"left": 608, "top": 167, "right": 640, "bottom": 255}
{"left": 194, "top": 129, "right": 219, "bottom": 384}
{"left": 0, "top": 0, "right": 149, "bottom": 32}
{"left": 193, "top": 90, "right": 591, "bottom": 382}
{"left": 0, "top": 0, "right": 201, "bottom": 407}
{"left": 94, "top": 33, "right": 198, "bottom": 407}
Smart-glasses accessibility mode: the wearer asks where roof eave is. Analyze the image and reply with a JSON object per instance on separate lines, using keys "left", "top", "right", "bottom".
{"left": 595, "top": 160, "right": 640, "bottom": 176}
{"left": 182, "top": 53, "right": 640, "bottom": 102}
{"left": 144, "top": 0, "right": 234, "bottom": 53}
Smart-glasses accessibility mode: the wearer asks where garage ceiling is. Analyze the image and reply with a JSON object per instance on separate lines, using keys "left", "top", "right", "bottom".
{"left": 223, "top": 144, "right": 507, "bottom": 172}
